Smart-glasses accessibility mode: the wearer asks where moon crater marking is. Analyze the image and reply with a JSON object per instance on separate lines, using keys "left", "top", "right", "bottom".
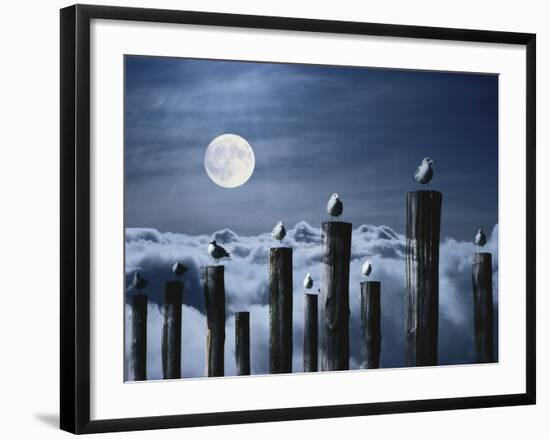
{"left": 204, "top": 134, "right": 255, "bottom": 188}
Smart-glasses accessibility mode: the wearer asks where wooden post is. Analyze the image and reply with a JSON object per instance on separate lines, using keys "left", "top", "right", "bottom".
{"left": 320, "top": 221, "right": 352, "bottom": 371}
{"left": 304, "top": 293, "right": 318, "bottom": 372}
{"left": 405, "top": 190, "right": 442, "bottom": 367}
{"left": 360, "top": 281, "right": 381, "bottom": 369}
{"left": 162, "top": 281, "right": 183, "bottom": 379}
{"left": 269, "top": 247, "right": 293, "bottom": 373}
{"left": 472, "top": 253, "right": 495, "bottom": 363}
{"left": 235, "top": 312, "right": 251, "bottom": 375}
{"left": 127, "top": 294, "right": 147, "bottom": 381}
{"left": 203, "top": 266, "right": 225, "bottom": 377}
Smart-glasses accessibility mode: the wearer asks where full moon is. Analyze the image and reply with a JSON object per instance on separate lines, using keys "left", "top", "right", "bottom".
{"left": 204, "top": 133, "right": 255, "bottom": 188}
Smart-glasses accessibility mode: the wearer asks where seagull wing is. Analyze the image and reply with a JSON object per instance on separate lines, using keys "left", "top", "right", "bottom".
{"left": 413, "top": 165, "right": 421, "bottom": 182}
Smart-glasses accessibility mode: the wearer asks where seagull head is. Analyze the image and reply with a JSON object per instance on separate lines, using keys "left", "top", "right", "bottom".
{"left": 331, "top": 193, "right": 340, "bottom": 199}
{"left": 423, "top": 157, "right": 435, "bottom": 165}
{"left": 277, "top": 221, "right": 284, "bottom": 227}
{"left": 209, "top": 240, "right": 216, "bottom": 246}
{"left": 306, "top": 272, "right": 312, "bottom": 278}
{"left": 477, "top": 228, "right": 483, "bottom": 234}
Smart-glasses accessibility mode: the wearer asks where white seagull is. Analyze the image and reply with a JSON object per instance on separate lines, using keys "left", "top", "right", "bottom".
{"left": 327, "top": 193, "right": 343, "bottom": 219}
{"left": 413, "top": 157, "right": 435, "bottom": 185}
{"left": 361, "top": 260, "right": 373, "bottom": 278}
{"left": 303, "top": 273, "right": 313, "bottom": 290}
{"left": 474, "top": 229, "right": 487, "bottom": 248}
{"left": 208, "top": 240, "right": 231, "bottom": 265}
{"left": 132, "top": 272, "right": 149, "bottom": 290}
{"left": 172, "top": 261, "right": 189, "bottom": 277}
{"left": 271, "top": 221, "right": 286, "bottom": 244}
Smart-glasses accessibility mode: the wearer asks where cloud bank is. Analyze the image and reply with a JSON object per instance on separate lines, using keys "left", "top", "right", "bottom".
{"left": 124, "top": 222, "right": 498, "bottom": 380}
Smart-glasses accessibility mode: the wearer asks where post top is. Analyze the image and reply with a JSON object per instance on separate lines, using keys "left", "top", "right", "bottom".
{"left": 270, "top": 246, "right": 293, "bottom": 251}
{"left": 360, "top": 280, "right": 381, "bottom": 286}
{"left": 321, "top": 221, "right": 352, "bottom": 227}
{"left": 407, "top": 189, "right": 443, "bottom": 197}
{"left": 204, "top": 265, "right": 225, "bottom": 271}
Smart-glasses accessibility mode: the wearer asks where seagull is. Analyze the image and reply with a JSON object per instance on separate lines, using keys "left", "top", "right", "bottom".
{"left": 327, "top": 193, "right": 343, "bottom": 219}
{"left": 413, "top": 157, "right": 435, "bottom": 185}
{"left": 132, "top": 272, "right": 148, "bottom": 290}
{"left": 361, "top": 260, "right": 373, "bottom": 278}
{"left": 271, "top": 221, "right": 286, "bottom": 244}
{"left": 303, "top": 272, "right": 313, "bottom": 289}
{"left": 172, "top": 261, "right": 188, "bottom": 277}
{"left": 208, "top": 240, "right": 230, "bottom": 265}
{"left": 474, "top": 229, "right": 487, "bottom": 248}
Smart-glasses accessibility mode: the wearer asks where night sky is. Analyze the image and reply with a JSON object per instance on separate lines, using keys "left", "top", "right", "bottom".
{"left": 125, "top": 56, "right": 498, "bottom": 241}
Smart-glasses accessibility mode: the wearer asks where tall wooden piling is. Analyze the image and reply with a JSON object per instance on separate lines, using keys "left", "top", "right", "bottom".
{"left": 162, "top": 281, "right": 183, "bottom": 379}
{"left": 304, "top": 293, "right": 318, "bottom": 372}
{"left": 127, "top": 294, "right": 147, "bottom": 381}
{"left": 472, "top": 253, "right": 495, "bottom": 363}
{"left": 405, "top": 190, "right": 442, "bottom": 367}
{"left": 235, "top": 312, "right": 251, "bottom": 375}
{"left": 203, "top": 266, "right": 225, "bottom": 377}
{"left": 269, "top": 247, "right": 293, "bottom": 373}
{"left": 320, "top": 221, "right": 352, "bottom": 371}
{"left": 360, "top": 281, "right": 381, "bottom": 369}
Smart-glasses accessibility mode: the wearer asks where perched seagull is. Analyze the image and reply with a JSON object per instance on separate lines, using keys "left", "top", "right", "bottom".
{"left": 361, "top": 260, "right": 373, "bottom": 278}
{"left": 327, "top": 193, "right": 343, "bottom": 219}
{"left": 474, "top": 229, "right": 487, "bottom": 248}
{"left": 132, "top": 272, "right": 149, "bottom": 290}
{"left": 413, "top": 157, "right": 435, "bottom": 185}
{"left": 303, "top": 273, "right": 313, "bottom": 290}
{"left": 208, "top": 240, "right": 231, "bottom": 265}
{"left": 271, "top": 221, "right": 286, "bottom": 244}
{"left": 172, "top": 261, "right": 188, "bottom": 277}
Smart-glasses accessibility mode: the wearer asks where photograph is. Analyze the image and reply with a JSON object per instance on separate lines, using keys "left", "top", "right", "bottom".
{"left": 123, "top": 55, "right": 499, "bottom": 381}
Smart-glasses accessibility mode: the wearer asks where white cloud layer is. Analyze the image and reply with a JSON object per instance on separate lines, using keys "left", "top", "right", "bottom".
{"left": 124, "top": 222, "right": 498, "bottom": 380}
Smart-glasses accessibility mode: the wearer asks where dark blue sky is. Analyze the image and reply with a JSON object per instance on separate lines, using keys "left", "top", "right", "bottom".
{"left": 125, "top": 56, "right": 498, "bottom": 241}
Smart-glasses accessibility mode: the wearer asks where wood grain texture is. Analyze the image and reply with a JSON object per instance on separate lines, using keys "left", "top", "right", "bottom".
{"left": 127, "top": 294, "right": 148, "bottom": 381}
{"left": 203, "top": 266, "right": 225, "bottom": 377}
{"left": 162, "top": 281, "right": 183, "bottom": 379}
{"left": 235, "top": 312, "right": 251, "bottom": 375}
{"left": 360, "top": 281, "right": 381, "bottom": 369}
{"left": 320, "top": 221, "right": 352, "bottom": 371}
{"left": 303, "top": 293, "right": 318, "bottom": 372}
{"left": 405, "top": 190, "right": 442, "bottom": 367}
{"left": 269, "top": 247, "right": 293, "bottom": 373}
{"left": 472, "top": 253, "right": 495, "bottom": 363}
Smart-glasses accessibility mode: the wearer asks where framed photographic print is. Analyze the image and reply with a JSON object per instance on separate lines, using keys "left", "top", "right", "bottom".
{"left": 60, "top": 4, "right": 536, "bottom": 434}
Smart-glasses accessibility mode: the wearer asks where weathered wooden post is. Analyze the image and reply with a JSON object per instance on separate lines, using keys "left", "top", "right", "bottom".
{"left": 127, "top": 294, "right": 147, "bottom": 381}
{"left": 405, "top": 190, "right": 442, "bottom": 367}
{"left": 162, "top": 281, "right": 183, "bottom": 379}
{"left": 472, "top": 252, "right": 495, "bottom": 363}
{"left": 203, "top": 266, "right": 225, "bottom": 377}
{"left": 235, "top": 311, "right": 251, "bottom": 375}
{"left": 360, "top": 281, "right": 381, "bottom": 369}
{"left": 269, "top": 247, "right": 293, "bottom": 373}
{"left": 304, "top": 293, "right": 318, "bottom": 372}
{"left": 320, "top": 221, "right": 352, "bottom": 371}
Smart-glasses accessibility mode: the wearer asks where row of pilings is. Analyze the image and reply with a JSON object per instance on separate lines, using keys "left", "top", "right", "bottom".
{"left": 127, "top": 190, "right": 494, "bottom": 380}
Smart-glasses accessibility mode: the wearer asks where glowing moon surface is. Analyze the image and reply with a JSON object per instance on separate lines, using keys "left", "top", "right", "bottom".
{"left": 204, "top": 134, "right": 255, "bottom": 188}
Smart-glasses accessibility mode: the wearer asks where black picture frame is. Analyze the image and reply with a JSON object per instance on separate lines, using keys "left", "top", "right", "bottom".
{"left": 60, "top": 4, "right": 536, "bottom": 434}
